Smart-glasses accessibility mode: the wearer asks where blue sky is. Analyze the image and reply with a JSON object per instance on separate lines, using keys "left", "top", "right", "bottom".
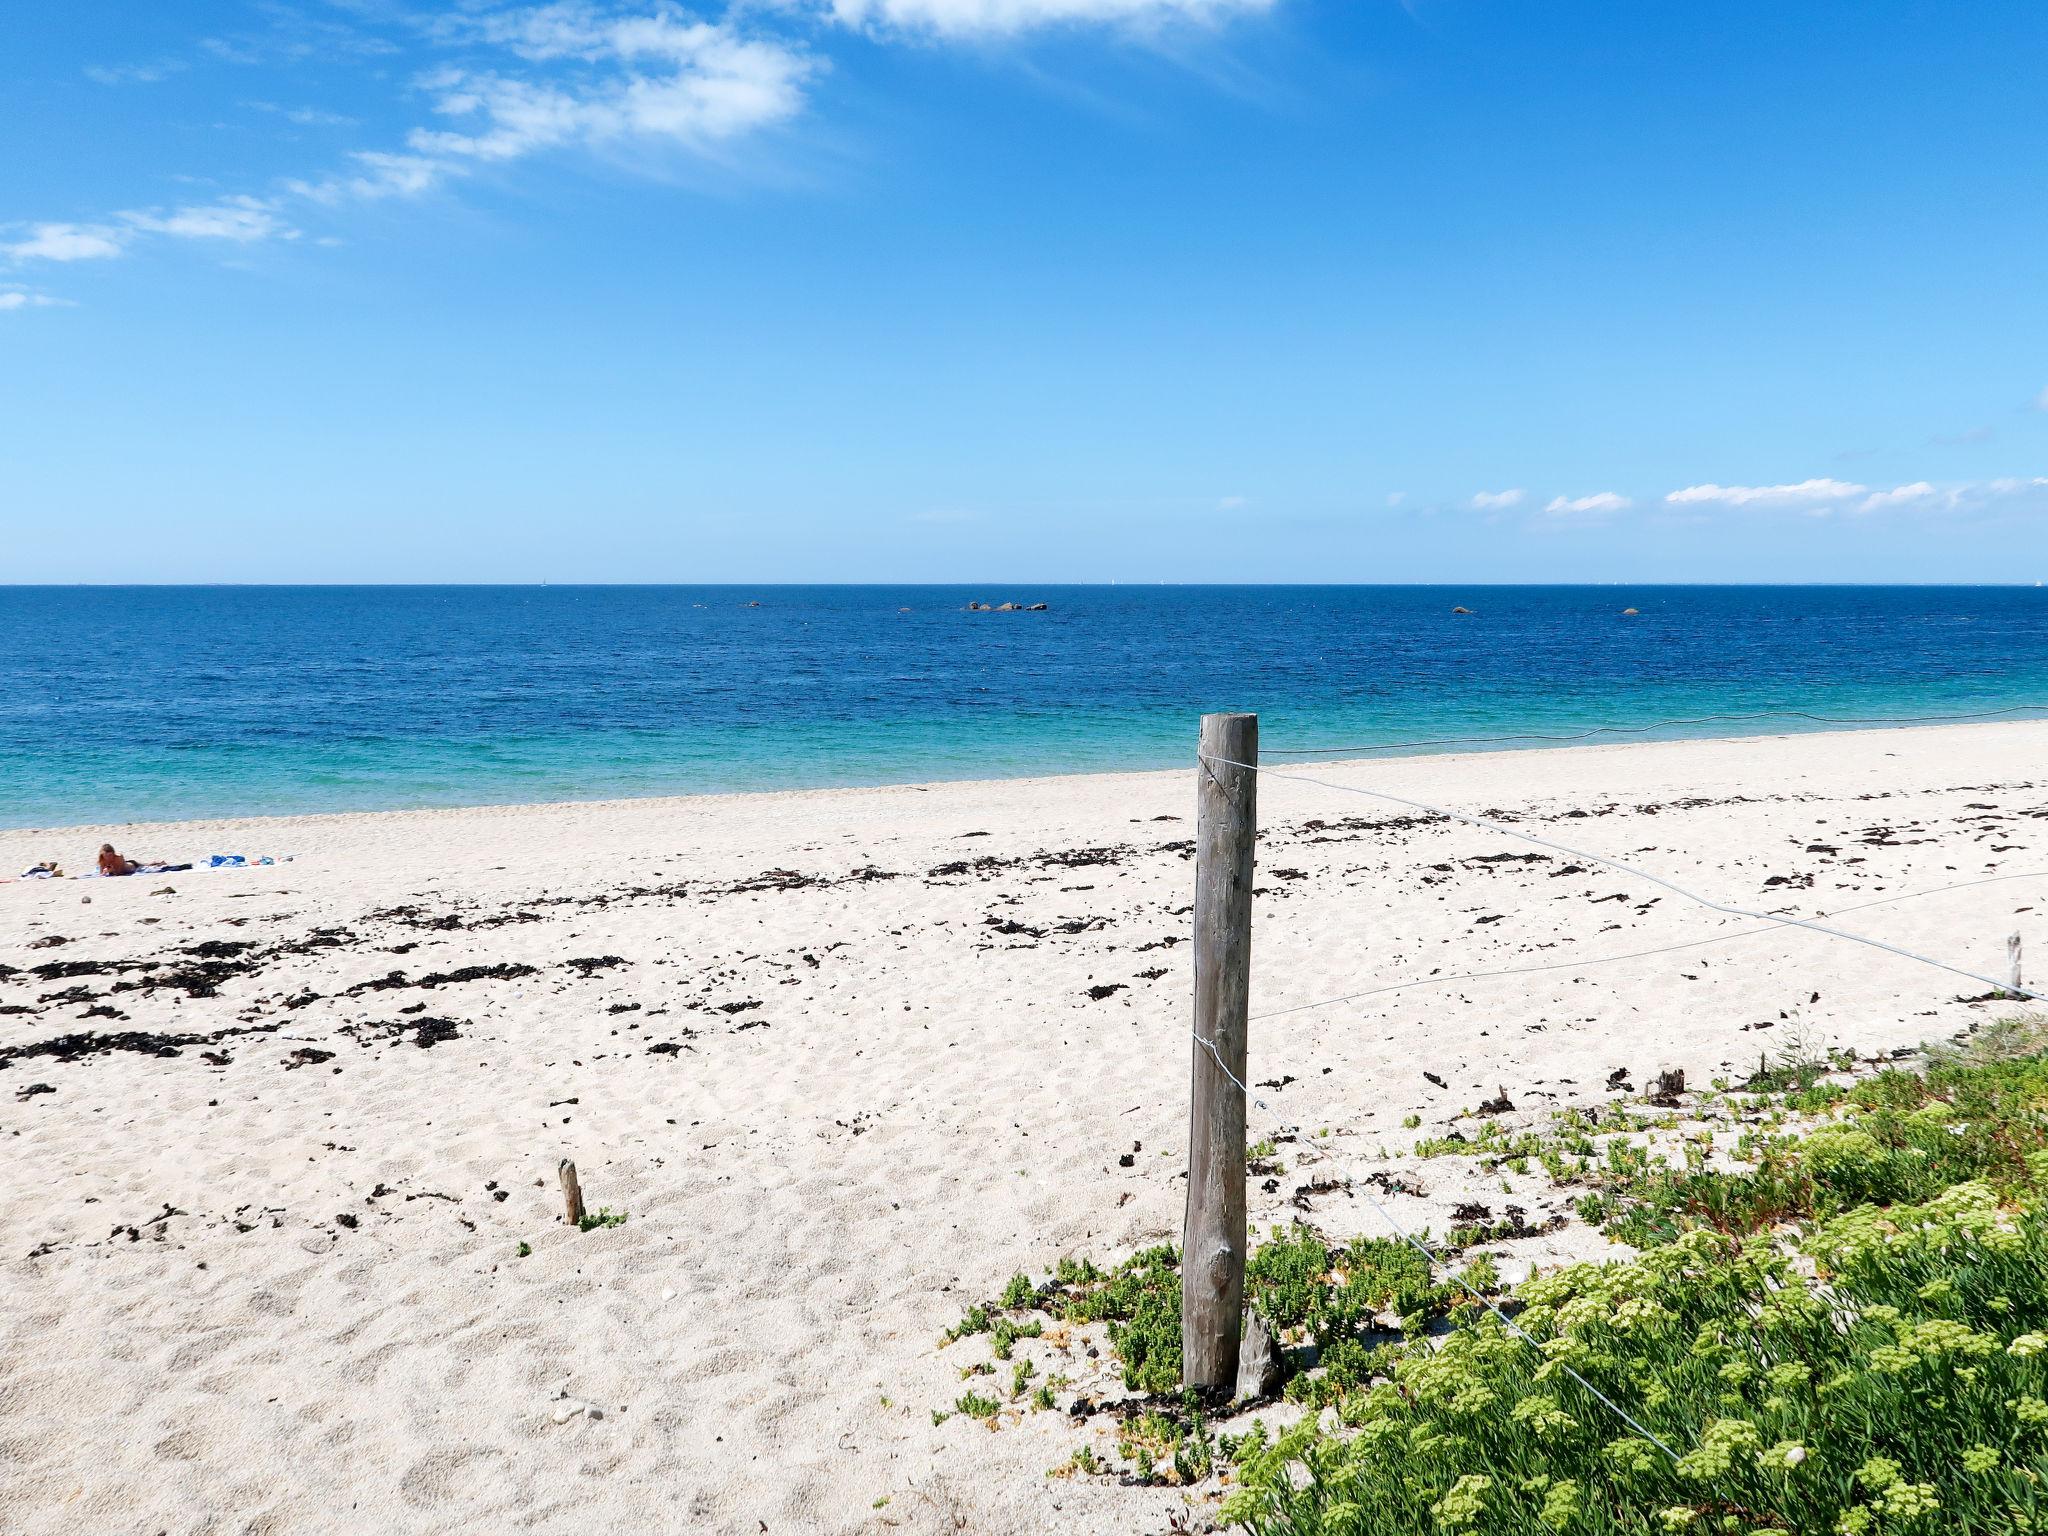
{"left": 6, "top": 0, "right": 2048, "bottom": 583}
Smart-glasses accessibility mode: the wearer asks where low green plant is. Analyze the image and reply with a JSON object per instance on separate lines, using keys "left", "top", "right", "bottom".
{"left": 989, "top": 1317, "right": 1042, "bottom": 1360}
{"left": 1222, "top": 1036, "right": 2048, "bottom": 1535}
{"left": 1049, "top": 1444, "right": 1100, "bottom": 1478}
{"left": 577, "top": 1207, "right": 627, "bottom": 1231}
{"left": 955, "top": 1389, "right": 1000, "bottom": 1421}
{"left": 1116, "top": 1398, "right": 1217, "bottom": 1485}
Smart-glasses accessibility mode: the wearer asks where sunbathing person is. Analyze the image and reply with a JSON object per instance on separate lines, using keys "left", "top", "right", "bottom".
{"left": 97, "top": 844, "right": 142, "bottom": 876}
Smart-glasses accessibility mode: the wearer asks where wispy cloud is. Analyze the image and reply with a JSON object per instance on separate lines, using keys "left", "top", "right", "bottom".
{"left": 17, "top": 0, "right": 1286, "bottom": 280}
{"left": 1858, "top": 481, "right": 1939, "bottom": 513}
{"left": 285, "top": 4, "right": 816, "bottom": 205}
{"left": 2037, "top": 385, "right": 2048, "bottom": 412}
{"left": 2, "top": 223, "right": 127, "bottom": 262}
{"left": 83, "top": 59, "right": 187, "bottom": 86}
{"left": 1469, "top": 488, "right": 1524, "bottom": 510}
{"left": 1930, "top": 425, "right": 1995, "bottom": 447}
{"left": 289, "top": 151, "right": 450, "bottom": 204}
{"left": 0, "top": 287, "right": 74, "bottom": 312}
{"left": 4, "top": 197, "right": 299, "bottom": 263}
{"left": 247, "top": 101, "right": 362, "bottom": 129}
{"left": 412, "top": 8, "right": 813, "bottom": 166}
{"left": 122, "top": 195, "right": 296, "bottom": 244}
{"left": 1542, "top": 491, "right": 1631, "bottom": 516}
{"left": 826, "top": 0, "right": 1275, "bottom": 37}
{"left": 1665, "top": 478, "right": 1867, "bottom": 509}
{"left": 1660, "top": 476, "right": 2048, "bottom": 518}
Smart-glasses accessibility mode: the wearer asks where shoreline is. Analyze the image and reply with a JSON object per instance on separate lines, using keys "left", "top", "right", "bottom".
{"left": 6, "top": 712, "right": 2045, "bottom": 846}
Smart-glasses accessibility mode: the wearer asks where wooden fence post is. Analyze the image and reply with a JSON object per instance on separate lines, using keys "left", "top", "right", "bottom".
{"left": 1183, "top": 711, "right": 1257, "bottom": 1391}
{"left": 559, "top": 1158, "right": 585, "bottom": 1227}
{"left": 2010, "top": 931, "right": 2024, "bottom": 996}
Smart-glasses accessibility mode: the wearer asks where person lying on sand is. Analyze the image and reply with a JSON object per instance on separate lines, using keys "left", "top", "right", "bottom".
{"left": 94, "top": 846, "right": 194, "bottom": 877}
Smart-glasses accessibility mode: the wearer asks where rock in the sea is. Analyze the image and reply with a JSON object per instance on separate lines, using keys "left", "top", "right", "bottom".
{"left": 1027, "top": 603, "right": 1048, "bottom": 611}
{"left": 1235, "top": 1309, "right": 1284, "bottom": 1401}
{"left": 1621, "top": 607, "right": 1640, "bottom": 616}
{"left": 995, "top": 602, "right": 1019, "bottom": 612}
{"left": 1452, "top": 605, "right": 1474, "bottom": 615}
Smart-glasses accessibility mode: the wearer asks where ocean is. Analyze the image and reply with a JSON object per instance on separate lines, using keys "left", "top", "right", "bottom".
{"left": 4, "top": 585, "right": 2046, "bottom": 829}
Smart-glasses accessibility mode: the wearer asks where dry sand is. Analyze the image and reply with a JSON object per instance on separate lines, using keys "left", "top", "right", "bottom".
{"left": 5, "top": 722, "right": 2047, "bottom": 1534}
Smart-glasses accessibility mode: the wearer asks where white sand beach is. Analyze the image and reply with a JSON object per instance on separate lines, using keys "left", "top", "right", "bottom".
{"left": 5, "top": 721, "right": 2046, "bottom": 1535}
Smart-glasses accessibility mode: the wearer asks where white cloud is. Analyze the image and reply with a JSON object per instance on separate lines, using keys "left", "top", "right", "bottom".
{"left": 289, "top": 151, "right": 453, "bottom": 204}
{"left": 1857, "top": 481, "right": 1940, "bottom": 513}
{"left": 1385, "top": 492, "right": 1406, "bottom": 508}
{"left": 84, "top": 59, "right": 185, "bottom": 86}
{"left": 4, "top": 222, "right": 128, "bottom": 262}
{"left": 408, "top": 18, "right": 812, "bottom": 167}
{"left": 20, "top": 0, "right": 1281, "bottom": 274}
{"left": 1542, "top": 491, "right": 1631, "bottom": 516}
{"left": 248, "top": 101, "right": 361, "bottom": 128}
{"left": 1469, "top": 488, "right": 1524, "bottom": 511}
{"left": 1665, "top": 478, "right": 1867, "bottom": 508}
{"left": 0, "top": 288, "right": 73, "bottom": 311}
{"left": 827, "top": 0, "right": 1275, "bottom": 38}
{"left": 256, "top": 5, "right": 822, "bottom": 209}
{"left": 4, "top": 199, "right": 298, "bottom": 266}
{"left": 122, "top": 195, "right": 296, "bottom": 244}
{"left": 1216, "top": 494, "right": 1247, "bottom": 510}
{"left": 2037, "top": 385, "right": 2048, "bottom": 412}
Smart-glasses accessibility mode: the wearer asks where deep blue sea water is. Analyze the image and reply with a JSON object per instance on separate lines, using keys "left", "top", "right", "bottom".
{"left": 5, "top": 585, "right": 2047, "bottom": 829}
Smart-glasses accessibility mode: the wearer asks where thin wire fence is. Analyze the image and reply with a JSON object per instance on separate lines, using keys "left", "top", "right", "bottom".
{"left": 1189, "top": 740, "right": 2048, "bottom": 1461}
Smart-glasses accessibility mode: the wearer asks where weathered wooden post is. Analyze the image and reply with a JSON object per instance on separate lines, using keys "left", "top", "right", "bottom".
{"left": 559, "top": 1158, "right": 586, "bottom": 1227}
{"left": 2010, "top": 931, "right": 2024, "bottom": 997}
{"left": 1183, "top": 712, "right": 1257, "bottom": 1391}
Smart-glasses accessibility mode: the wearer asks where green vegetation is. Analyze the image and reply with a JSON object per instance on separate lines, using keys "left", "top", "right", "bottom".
{"left": 577, "top": 1206, "right": 628, "bottom": 1231}
{"left": 931, "top": 1018, "right": 2048, "bottom": 1526}
{"left": 955, "top": 1388, "right": 1001, "bottom": 1421}
{"left": 1224, "top": 1023, "right": 2048, "bottom": 1535}
{"left": 515, "top": 1240, "right": 531, "bottom": 1258}
{"left": 1049, "top": 1445, "right": 1101, "bottom": 1479}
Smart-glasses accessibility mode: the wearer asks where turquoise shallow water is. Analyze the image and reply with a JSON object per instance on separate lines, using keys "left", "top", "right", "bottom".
{"left": 4, "top": 585, "right": 2047, "bottom": 828}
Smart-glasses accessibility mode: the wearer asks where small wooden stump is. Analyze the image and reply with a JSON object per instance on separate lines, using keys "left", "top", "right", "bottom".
{"left": 558, "top": 1159, "right": 585, "bottom": 1227}
{"left": 1235, "top": 1308, "right": 1284, "bottom": 1402}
